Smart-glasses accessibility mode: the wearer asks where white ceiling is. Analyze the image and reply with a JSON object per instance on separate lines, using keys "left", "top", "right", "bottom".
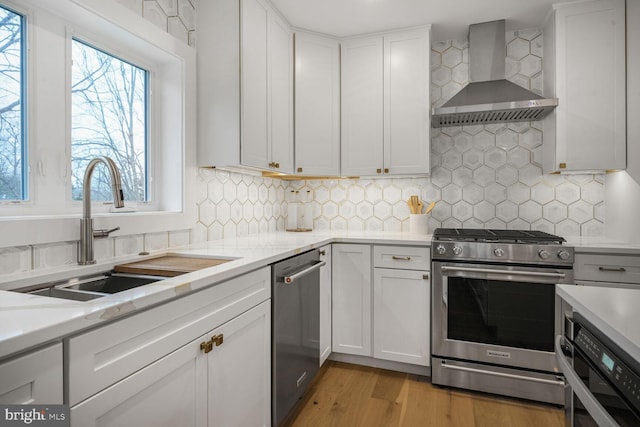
{"left": 270, "top": 0, "right": 573, "bottom": 41}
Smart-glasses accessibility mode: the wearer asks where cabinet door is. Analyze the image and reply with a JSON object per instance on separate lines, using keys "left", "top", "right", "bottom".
{"left": 373, "top": 268, "right": 430, "bottom": 366}
{"left": 241, "top": 0, "right": 270, "bottom": 170}
{"left": 341, "top": 37, "right": 384, "bottom": 176}
{"left": 0, "top": 343, "right": 62, "bottom": 404}
{"left": 332, "top": 244, "right": 372, "bottom": 356}
{"left": 71, "top": 337, "right": 207, "bottom": 427}
{"left": 384, "top": 28, "right": 430, "bottom": 175}
{"left": 294, "top": 32, "right": 341, "bottom": 176}
{"left": 269, "top": 10, "right": 294, "bottom": 174}
{"left": 547, "top": 0, "right": 626, "bottom": 172}
{"left": 319, "top": 245, "right": 332, "bottom": 365}
{"left": 207, "top": 301, "right": 271, "bottom": 427}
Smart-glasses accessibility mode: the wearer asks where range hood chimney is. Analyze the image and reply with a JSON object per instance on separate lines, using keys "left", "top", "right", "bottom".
{"left": 432, "top": 20, "right": 557, "bottom": 128}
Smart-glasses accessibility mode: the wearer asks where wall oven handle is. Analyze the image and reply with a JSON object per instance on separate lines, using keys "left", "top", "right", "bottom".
{"left": 440, "top": 361, "right": 565, "bottom": 386}
{"left": 555, "top": 335, "right": 618, "bottom": 427}
{"left": 282, "top": 261, "right": 326, "bottom": 284}
{"left": 440, "top": 265, "right": 566, "bottom": 279}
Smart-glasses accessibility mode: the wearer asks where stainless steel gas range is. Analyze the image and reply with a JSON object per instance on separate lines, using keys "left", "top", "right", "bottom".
{"left": 431, "top": 228, "right": 574, "bottom": 405}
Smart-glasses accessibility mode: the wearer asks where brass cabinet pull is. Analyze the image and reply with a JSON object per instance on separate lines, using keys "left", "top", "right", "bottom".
{"left": 384, "top": 168, "right": 389, "bottom": 173}
{"left": 376, "top": 168, "right": 382, "bottom": 174}
{"left": 212, "top": 334, "right": 224, "bottom": 347}
{"left": 319, "top": 250, "right": 326, "bottom": 256}
{"left": 423, "top": 274, "right": 429, "bottom": 280}
{"left": 297, "top": 167, "right": 303, "bottom": 173}
{"left": 392, "top": 256, "right": 411, "bottom": 261}
{"left": 598, "top": 266, "right": 627, "bottom": 272}
{"left": 200, "top": 340, "right": 213, "bottom": 354}
{"left": 269, "top": 162, "right": 280, "bottom": 169}
{"left": 200, "top": 334, "right": 224, "bottom": 353}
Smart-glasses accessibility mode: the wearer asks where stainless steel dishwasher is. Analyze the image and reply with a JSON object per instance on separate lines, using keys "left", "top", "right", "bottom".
{"left": 272, "top": 249, "right": 324, "bottom": 426}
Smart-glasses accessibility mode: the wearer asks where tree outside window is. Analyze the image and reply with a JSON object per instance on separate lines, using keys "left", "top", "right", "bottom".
{"left": 0, "top": 5, "right": 25, "bottom": 201}
{"left": 71, "top": 39, "right": 148, "bottom": 203}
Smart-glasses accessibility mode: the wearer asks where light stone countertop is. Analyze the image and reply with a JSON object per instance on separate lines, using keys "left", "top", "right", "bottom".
{"left": 566, "top": 236, "right": 640, "bottom": 255}
{"left": 0, "top": 231, "right": 431, "bottom": 360}
{"left": 557, "top": 284, "right": 640, "bottom": 363}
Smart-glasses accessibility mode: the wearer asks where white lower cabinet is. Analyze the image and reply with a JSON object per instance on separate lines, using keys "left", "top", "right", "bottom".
{"left": 373, "top": 268, "right": 430, "bottom": 366}
{"left": 332, "top": 244, "right": 431, "bottom": 368}
{"left": 207, "top": 301, "right": 271, "bottom": 426}
{"left": 67, "top": 267, "right": 271, "bottom": 427}
{"left": 71, "top": 301, "right": 270, "bottom": 427}
{"left": 332, "top": 244, "right": 372, "bottom": 356}
{"left": 0, "top": 343, "right": 62, "bottom": 404}
{"left": 70, "top": 336, "right": 207, "bottom": 427}
{"left": 319, "top": 245, "right": 332, "bottom": 365}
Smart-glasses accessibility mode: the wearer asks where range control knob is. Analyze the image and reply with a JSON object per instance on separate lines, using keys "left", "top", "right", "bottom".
{"left": 452, "top": 245, "right": 463, "bottom": 256}
{"left": 493, "top": 248, "right": 505, "bottom": 257}
{"left": 436, "top": 245, "right": 447, "bottom": 255}
{"left": 557, "top": 250, "right": 571, "bottom": 260}
{"left": 538, "top": 249, "right": 550, "bottom": 259}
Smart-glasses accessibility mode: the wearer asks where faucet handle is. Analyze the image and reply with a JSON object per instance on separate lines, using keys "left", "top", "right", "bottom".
{"left": 94, "top": 226, "right": 120, "bottom": 238}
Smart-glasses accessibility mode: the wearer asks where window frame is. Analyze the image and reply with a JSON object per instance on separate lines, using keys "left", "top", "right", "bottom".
{"left": 0, "top": 0, "right": 196, "bottom": 248}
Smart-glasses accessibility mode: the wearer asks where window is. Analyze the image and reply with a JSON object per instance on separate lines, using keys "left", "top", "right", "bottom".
{"left": 0, "top": 0, "right": 196, "bottom": 248}
{"left": 0, "top": 4, "right": 25, "bottom": 201}
{"left": 71, "top": 39, "right": 148, "bottom": 202}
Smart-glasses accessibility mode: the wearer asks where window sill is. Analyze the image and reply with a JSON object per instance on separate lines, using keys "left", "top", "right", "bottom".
{"left": 0, "top": 209, "right": 196, "bottom": 249}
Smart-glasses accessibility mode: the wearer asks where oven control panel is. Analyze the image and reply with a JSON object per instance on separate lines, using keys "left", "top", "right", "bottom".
{"left": 431, "top": 241, "right": 574, "bottom": 266}
{"left": 576, "top": 326, "right": 640, "bottom": 412}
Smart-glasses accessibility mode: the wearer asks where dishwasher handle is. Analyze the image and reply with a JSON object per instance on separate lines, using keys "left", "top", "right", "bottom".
{"left": 283, "top": 260, "right": 326, "bottom": 284}
{"left": 555, "top": 335, "right": 619, "bottom": 427}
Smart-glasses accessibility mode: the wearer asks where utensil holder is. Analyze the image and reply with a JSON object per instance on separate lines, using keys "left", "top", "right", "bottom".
{"left": 409, "top": 214, "right": 428, "bottom": 234}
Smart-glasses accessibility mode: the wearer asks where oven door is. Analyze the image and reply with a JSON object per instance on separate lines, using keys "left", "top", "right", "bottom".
{"left": 432, "top": 261, "right": 569, "bottom": 372}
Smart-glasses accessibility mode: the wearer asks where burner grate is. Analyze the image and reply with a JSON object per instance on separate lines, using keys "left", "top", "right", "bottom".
{"left": 432, "top": 228, "right": 565, "bottom": 244}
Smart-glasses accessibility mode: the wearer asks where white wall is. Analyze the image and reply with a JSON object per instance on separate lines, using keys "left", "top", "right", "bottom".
{"left": 605, "top": 0, "right": 640, "bottom": 243}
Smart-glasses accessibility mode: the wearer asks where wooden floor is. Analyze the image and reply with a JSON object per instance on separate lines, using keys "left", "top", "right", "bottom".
{"left": 283, "top": 361, "right": 565, "bottom": 427}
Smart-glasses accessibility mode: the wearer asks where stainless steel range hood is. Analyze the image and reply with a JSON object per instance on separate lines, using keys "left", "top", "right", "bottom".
{"left": 432, "top": 20, "right": 557, "bottom": 128}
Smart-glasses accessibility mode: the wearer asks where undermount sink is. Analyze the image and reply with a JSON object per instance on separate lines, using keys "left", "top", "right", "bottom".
{"left": 13, "top": 271, "right": 166, "bottom": 301}
{"left": 12, "top": 254, "right": 239, "bottom": 302}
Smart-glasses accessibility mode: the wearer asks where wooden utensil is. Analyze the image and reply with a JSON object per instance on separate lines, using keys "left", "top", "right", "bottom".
{"left": 408, "top": 195, "right": 421, "bottom": 214}
{"left": 424, "top": 201, "right": 436, "bottom": 215}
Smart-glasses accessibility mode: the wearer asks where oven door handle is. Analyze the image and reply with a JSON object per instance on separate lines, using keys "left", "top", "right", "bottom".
{"left": 555, "top": 335, "right": 619, "bottom": 427}
{"left": 440, "top": 265, "right": 566, "bottom": 279}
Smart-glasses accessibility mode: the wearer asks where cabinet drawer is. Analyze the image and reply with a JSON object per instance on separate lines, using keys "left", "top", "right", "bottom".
{"left": 67, "top": 267, "right": 270, "bottom": 406}
{"left": 373, "top": 245, "right": 430, "bottom": 270}
{"left": 0, "top": 343, "right": 62, "bottom": 404}
{"left": 574, "top": 254, "right": 640, "bottom": 284}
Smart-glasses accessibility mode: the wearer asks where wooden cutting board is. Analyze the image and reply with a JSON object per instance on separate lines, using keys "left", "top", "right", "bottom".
{"left": 114, "top": 256, "right": 232, "bottom": 277}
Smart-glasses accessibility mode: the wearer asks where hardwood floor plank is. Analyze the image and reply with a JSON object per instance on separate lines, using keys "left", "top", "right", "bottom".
{"left": 284, "top": 361, "right": 564, "bottom": 427}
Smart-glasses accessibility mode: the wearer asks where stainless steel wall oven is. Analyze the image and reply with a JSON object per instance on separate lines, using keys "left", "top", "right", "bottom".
{"left": 431, "top": 228, "right": 574, "bottom": 405}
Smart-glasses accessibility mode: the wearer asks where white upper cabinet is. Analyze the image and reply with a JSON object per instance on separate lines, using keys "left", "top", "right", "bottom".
{"left": 341, "top": 27, "right": 431, "bottom": 177}
{"left": 341, "top": 36, "right": 385, "bottom": 176}
{"left": 198, "top": 0, "right": 293, "bottom": 173}
{"left": 383, "top": 29, "right": 431, "bottom": 175}
{"left": 294, "top": 31, "right": 341, "bottom": 176}
{"left": 543, "top": 0, "right": 626, "bottom": 173}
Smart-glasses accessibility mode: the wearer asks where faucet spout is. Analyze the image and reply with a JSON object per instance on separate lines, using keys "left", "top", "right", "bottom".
{"left": 78, "top": 156, "right": 125, "bottom": 265}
